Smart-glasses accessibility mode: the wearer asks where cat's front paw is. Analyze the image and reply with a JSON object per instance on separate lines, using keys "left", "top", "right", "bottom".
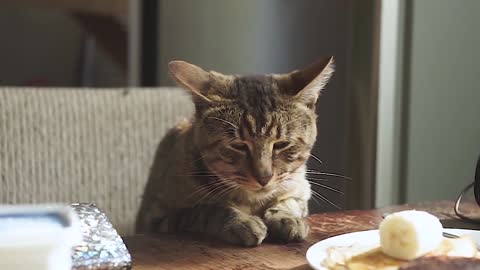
{"left": 221, "top": 215, "right": 267, "bottom": 247}
{"left": 265, "top": 212, "right": 310, "bottom": 242}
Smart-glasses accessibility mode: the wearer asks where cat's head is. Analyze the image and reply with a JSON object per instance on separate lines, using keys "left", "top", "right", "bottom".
{"left": 169, "top": 57, "right": 334, "bottom": 193}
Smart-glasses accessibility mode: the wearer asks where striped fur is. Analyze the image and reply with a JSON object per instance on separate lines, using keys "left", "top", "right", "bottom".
{"left": 136, "top": 57, "right": 334, "bottom": 246}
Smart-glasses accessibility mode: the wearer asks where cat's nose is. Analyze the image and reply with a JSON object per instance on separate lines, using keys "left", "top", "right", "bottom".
{"left": 256, "top": 173, "right": 273, "bottom": 186}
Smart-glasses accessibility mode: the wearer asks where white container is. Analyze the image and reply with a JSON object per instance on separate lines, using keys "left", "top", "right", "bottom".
{"left": 0, "top": 204, "right": 82, "bottom": 270}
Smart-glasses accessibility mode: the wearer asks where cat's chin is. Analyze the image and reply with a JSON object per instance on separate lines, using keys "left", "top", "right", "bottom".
{"left": 237, "top": 185, "right": 265, "bottom": 193}
{"left": 247, "top": 185, "right": 277, "bottom": 196}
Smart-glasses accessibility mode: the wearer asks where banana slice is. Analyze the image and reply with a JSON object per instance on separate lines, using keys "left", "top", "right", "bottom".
{"left": 379, "top": 210, "right": 443, "bottom": 260}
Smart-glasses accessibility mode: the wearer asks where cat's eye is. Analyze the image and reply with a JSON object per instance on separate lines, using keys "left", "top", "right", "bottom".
{"left": 230, "top": 142, "right": 249, "bottom": 152}
{"left": 273, "top": 141, "right": 290, "bottom": 150}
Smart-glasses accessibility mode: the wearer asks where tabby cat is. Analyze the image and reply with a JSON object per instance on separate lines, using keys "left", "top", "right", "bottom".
{"left": 136, "top": 57, "right": 334, "bottom": 246}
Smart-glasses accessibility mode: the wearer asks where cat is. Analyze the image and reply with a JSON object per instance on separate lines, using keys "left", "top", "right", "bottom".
{"left": 135, "top": 57, "right": 334, "bottom": 246}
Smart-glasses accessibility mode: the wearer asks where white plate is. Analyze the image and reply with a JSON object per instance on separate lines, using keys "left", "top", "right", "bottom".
{"left": 306, "top": 228, "right": 480, "bottom": 270}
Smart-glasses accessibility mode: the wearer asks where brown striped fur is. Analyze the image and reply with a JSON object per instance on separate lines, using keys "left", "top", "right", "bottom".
{"left": 136, "top": 57, "right": 334, "bottom": 246}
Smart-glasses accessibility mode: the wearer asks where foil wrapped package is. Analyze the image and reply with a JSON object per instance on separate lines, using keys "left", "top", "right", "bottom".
{"left": 70, "top": 203, "right": 131, "bottom": 270}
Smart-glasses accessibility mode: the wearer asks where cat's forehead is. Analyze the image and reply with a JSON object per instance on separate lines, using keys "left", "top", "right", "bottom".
{"left": 204, "top": 75, "right": 312, "bottom": 135}
{"left": 230, "top": 75, "right": 278, "bottom": 92}
{"left": 227, "top": 75, "right": 283, "bottom": 112}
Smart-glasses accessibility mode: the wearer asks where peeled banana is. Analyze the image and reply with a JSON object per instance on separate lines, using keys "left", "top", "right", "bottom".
{"left": 379, "top": 210, "right": 443, "bottom": 260}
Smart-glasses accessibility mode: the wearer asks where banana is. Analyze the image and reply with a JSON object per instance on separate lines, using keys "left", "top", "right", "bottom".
{"left": 379, "top": 210, "right": 443, "bottom": 260}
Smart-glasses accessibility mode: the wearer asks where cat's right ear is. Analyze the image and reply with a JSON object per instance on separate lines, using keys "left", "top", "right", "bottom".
{"left": 168, "top": 61, "right": 213, "bottom": 103}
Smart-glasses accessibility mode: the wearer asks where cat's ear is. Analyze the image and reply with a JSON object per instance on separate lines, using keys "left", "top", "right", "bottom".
{"left": 275, "top": 56, "right": 335, "bottom": 107}
{"left": 168, "top": 61, "right": 213, "bottom": 102}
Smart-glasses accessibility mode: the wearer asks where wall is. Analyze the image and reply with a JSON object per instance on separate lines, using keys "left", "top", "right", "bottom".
{"left": 347, "top": 0, "right": 379, "bottom": 210}
{"left": 0, "top": 4, "right": 124, "bottom": 87}
{"left": 0, "top": 5, "right": 80, "bottom": 86}
{"left": 375, "top": 0, "right": 406, "bottom": 207}
{"left": 403, "top": 0, "right": 480, "bottom": 202}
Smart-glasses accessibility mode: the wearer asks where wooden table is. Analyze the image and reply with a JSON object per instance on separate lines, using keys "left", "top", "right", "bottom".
{"left": 124, "top": 201, "right": 480, "bottom": 270}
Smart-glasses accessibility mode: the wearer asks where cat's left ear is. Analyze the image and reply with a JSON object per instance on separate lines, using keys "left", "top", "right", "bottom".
{"left": 275, "top": 56, "right": 335, "bottom": 108}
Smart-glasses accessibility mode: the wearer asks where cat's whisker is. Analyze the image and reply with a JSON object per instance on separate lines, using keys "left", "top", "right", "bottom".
{"left": 184, "top": 170, "right": 213, "bottom": 173}
{"left": 187, "top": 186, "right": 216, "bottom": 200}
{"left": 192, "top": 182, "right": 228, "bottom": 206}
{"left": 229, "top": 176, "right": 248, "bottom": 182}
{"left": 207, "top": 116, "right": 238, "bottom": 130}
{"left": 187, "top": 181, "right": 225, "bottom": 200}
{"left": 191, "top": 185, "right": 219, "bottom": 197}
{"left": 177, "top": 170, "right": 216, "bottom": 175}
{"left": 174, "top": 174, "right": 218, "bottom": 177}
{"left": 286, "top": 171, "right": 346, "bottom": 182}
{"left": 179, "top": 171, "right": 238, "bottom": 178}
{"left": 209, "top": 183, "right": 238, "bottom": 202}
{"left": 189, "top": 175, "right": 245, "bottom": 204}
{"left": 193, "top": 189, "right": 221, "bottom": 206}
{"left": 218, "top": 175, "right": 240, "bottom": 181}
{"left": 306, "top": 171, "right": 351, "bottom": 180}
{"left": 305, "top": 176, "right": 333, "bottom": 182}
{"left": 211, "top": 182, "right": 239, "bottom": 202}
{"left": 219, "top": 187, "right": 237, "bottom": 201}
{"left": 311, "top": 189, "right": 342, "bottom": 210}
{"left": 225, "top": 185, "right": 243, "bottom": 202}
{"left": 308, "top": 154, "right": 324, "bottom": 164}
{"left": 205, "top": 178, "right": 237, "bottom": 192}
{"left": 307, "top": 181, "right": 344, "bottom": 194}
{"left": 309, "top": 193, "right": 322, "bottom": 207}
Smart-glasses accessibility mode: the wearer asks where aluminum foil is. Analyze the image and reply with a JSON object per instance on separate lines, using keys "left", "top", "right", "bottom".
{"left": 71, "top": 203, "right": 131, "bottom": 270}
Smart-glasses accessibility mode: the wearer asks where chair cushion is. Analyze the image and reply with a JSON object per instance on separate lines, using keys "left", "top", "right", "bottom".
{"left": 0, "top": 87, "right": 193, "bottom": 235}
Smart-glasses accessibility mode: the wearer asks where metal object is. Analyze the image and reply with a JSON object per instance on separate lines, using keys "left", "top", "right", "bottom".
{"left": 474, "top": 155, "right": 480, "bottom": 206}
{"left": 71, "top": 203, "right": 131, "bottom": 270}
{"left": 442, "top": 231, "right": 480, "bottom": 251}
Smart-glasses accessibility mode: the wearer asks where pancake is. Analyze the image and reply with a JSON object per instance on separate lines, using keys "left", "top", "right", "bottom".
{"left": 323, "top": 237, "right": 478, "bottom": 270}
{"left": 399, "top": 256, "right": 480, "bottom": 270}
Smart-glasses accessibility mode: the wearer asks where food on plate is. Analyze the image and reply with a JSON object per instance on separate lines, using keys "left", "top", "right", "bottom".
{"left": 322, "top": 210, "right": 479, "bottom": 270}
{"left": 324, "top": 237, "right": 478, "bottom": 270}
{"left": 379, "top": 210, "right": 443, "bottom": 260}
{"left": 322, "top": 243, "right": 381, "bottom": 268}
{"left": 398, "top": 256, "right": 480, "bottom": 270}
{"left": 429, "top": 236, "right": 478, "bottom": 258}
{"left": 323, "top": 245, "right": 402, "bottom": 270}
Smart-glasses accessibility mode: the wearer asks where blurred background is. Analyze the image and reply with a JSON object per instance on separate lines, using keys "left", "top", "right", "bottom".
{"left": 0, "top": 0, "right": 478, "bottom": 213}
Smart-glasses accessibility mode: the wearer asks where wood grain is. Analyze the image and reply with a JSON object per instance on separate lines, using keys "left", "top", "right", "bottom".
{"left": 124, "top": 200, "right": 480, "bottom": 270}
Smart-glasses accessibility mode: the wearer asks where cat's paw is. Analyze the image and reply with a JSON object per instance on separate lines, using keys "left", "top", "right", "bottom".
{"left": 265, "top": 212, "right": 309, "bottom": 242}
{"left": 221, "top": 215, "right": 267, "bottom": 247}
